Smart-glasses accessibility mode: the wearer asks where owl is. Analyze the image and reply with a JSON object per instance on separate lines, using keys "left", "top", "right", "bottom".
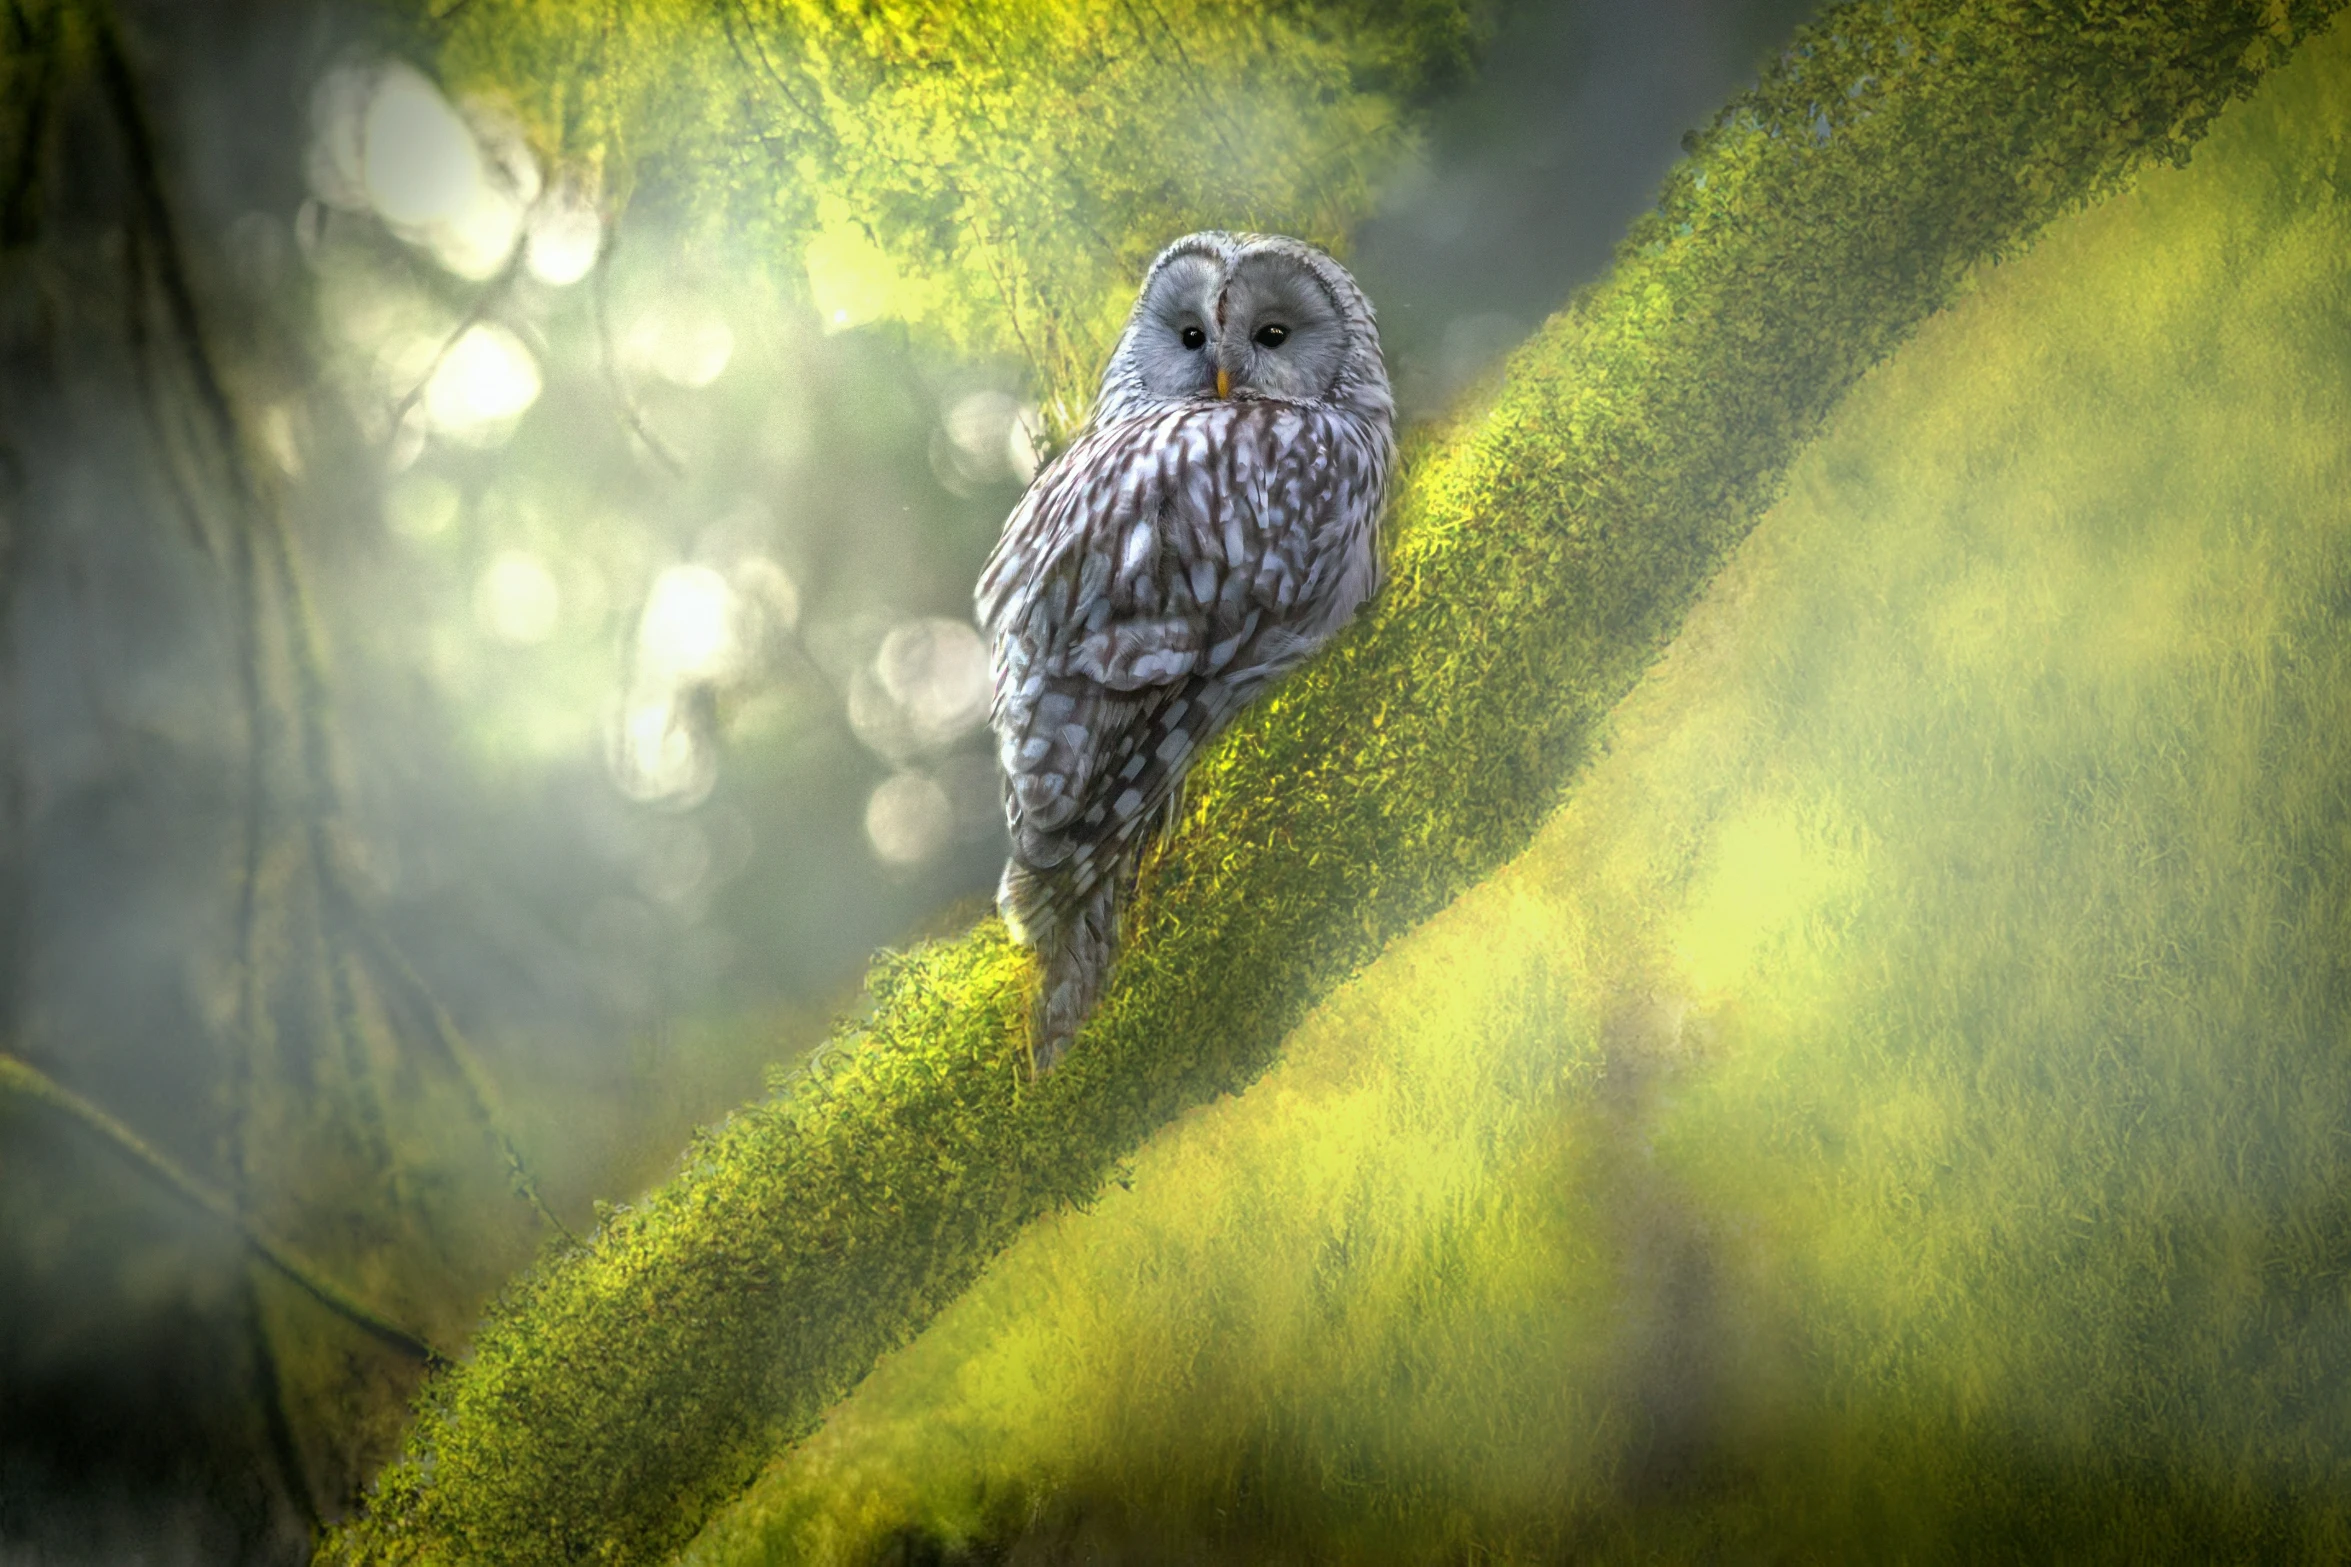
{"left": 976, "top": 231, "right": 1395, "bottom": 1071}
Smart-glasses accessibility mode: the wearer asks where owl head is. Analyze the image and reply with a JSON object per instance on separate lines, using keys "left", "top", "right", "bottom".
{"left": 1093, "top": 232, "right": 1393, "bottom": 427}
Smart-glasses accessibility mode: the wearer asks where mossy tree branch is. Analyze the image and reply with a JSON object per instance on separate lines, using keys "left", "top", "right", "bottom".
{"left": 327, "top": 2, "right": 2343, "bottom": 1562}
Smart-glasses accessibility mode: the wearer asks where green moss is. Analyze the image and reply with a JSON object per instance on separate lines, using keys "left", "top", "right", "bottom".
{"left": 408, "top": 0, "right": 1487, "bottom": 427}
{"left": 324, "top": 1, "right": 2348, "bottom": 1561}
{"left": 681, "top": 18, "right": 2351, "bottom": 1559}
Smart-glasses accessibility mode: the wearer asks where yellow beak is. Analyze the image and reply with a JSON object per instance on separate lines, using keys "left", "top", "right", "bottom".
{"left": 1215, "top": 367, "right": 1230, "bottom": 400}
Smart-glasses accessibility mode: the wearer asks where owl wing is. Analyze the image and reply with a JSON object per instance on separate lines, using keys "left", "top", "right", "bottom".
{"left": 977, "top": 400, "right": 1367, "bottom": 870}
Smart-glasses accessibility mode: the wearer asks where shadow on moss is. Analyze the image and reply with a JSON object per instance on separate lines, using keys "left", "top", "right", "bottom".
{"left": 873, "top": 1441, "right": 2351, "bottom": 1566}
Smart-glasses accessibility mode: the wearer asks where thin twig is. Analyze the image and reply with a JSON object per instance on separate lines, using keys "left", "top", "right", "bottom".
{"left": 94, "top": 6, "right": 284, "bottom": 1211}
{"left": 239, "top": 1268, "right": 321, "bottom": 1529}
{"left": 721, "top": 0, "right": 944, "bottom": 192}
{"left": 89, "top": 12, "right": 257, "bottom": 526}
{"left": 719, "top": 0, "right": 833, "bottom": 147}
{"left": 120, "top": 219, "right": 222, "bottom": 557}
{"left": 347, "top": 917, "right": 583, "bottom": 1248}
{"left": 0, "top": 1050, "right": 449, "bottom": 1367}
{"left": 591, "top": 237, "right": 686, "bottom": 477}
{"left": 1116, "top": 0, "right": 1251, "bottom": 178}
{"left": 386, "top": 248, "right": 523, "bottom": 437}
{"left": 0, "top": 0, "right": 60, "bottom": 248}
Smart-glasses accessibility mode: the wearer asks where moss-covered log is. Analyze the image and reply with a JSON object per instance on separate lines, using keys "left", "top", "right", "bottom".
{"left": 681, "top": 28, "right": 2351, "bottom": 1552}
{"left": 325, "top": 2, "right": 2346, "bottom": 1561}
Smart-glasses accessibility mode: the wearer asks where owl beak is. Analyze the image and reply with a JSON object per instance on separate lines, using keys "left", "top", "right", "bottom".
{"left": 1214, "top": 367, "right": 1231, "bottom": 400}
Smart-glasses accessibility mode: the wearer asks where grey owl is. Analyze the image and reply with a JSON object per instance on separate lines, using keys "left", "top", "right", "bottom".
{"left": 975, "top": 231, "right": 1395, "bottom": 1071}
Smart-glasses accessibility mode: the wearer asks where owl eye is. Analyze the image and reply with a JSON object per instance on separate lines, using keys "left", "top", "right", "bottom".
{"left": 1179, "top": 325, "right": 1207, "bottom": 351}
{"left": 1253, "top": 323, "right": 1290, "bottom": 348}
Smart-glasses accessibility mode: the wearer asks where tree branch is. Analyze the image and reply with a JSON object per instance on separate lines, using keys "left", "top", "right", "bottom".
{"left": 0, "top": 1050, "right": 449, "bottom": 1368}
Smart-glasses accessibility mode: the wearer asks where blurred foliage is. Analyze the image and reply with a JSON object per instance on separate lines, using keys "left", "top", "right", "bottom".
{"left": 7, "top": 0, "right": 1494, "bottom": 1546}
{"left": 0, "top": 4, "right": 84, "bottom": 249}
{"left": 0, "top": 4, "right": 577, "bottom": 1543}
{"left": 681, "top": 26, "right": 2351, "bottom": 1556}
{"left": 419, "top": 0, "right": 1490, "bottom": 431}
{"left": 321, "top": 0, "right": 2345, "bottom": 1561}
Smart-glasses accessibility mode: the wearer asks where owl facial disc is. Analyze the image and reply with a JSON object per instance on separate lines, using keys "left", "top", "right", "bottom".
{"left": 1105, "top": 232, "right": 1385, "bottom": 421}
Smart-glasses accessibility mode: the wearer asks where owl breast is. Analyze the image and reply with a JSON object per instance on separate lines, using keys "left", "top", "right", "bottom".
{"left": 977, "top": 396, "right": 1388, "bottom": 879}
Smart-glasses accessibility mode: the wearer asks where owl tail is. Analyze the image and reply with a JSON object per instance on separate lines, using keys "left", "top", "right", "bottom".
{"left": 999, "top": 854, "right": 1121, "bottom": 1073}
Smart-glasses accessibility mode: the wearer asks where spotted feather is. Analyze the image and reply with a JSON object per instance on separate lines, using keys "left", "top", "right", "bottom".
{"left": 977, "top": 232, "right": 1394, "bottom": 1070}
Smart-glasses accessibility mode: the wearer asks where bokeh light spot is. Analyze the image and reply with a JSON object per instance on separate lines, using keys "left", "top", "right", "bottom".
{"left": 635, "top": 822, "right": 713, "bottom": 904}
{"left": 386, "top": 472, "right": 460, "bottom": 540}
{"left": 305, "top": 66, "right": 373, "bottom": 210}
{"left": 426, "top": 180, "right": 525, "bottom": 282}
{"left": 946, "top": 391, "right": 1017, "bottom": 467}
{"left": 476, "top": 551, "right": 560, "bottom": 644}
{"left": 525, "top": 180, "right": 603, "bottom": 286}
{"left": 878, "top": 619, "right": 991, "bottom": 748}
{"left": 732, "top": 555, "right": 801, "bottom": 634}
{"left": 626, "top": 302, "right": 735, "bottom": 388}
{"left": 610, "top": 695, "right": 717, "bottom": 809}
{"left": 360, "top": 64, "right": 480, "bottom": 228}
{"left": 865, "top": 772, "right": 953, "bottom": 866}
{"left": 341, "top": 60, "right": 529, "bottom": 280}
{"left": 425, "top": 324, "right": 543, "bottom": 444}
{"left": 935, "top": 392, "right": 1041, "bottom": 492}
{"left": 847, "top": 618, "right": 990, "bottom": 762}
{"left": 638, "top": 566, "right": 741, "bottom": 682}
{"left": 804, "top": 212, "right": 903, "bottom": 333}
